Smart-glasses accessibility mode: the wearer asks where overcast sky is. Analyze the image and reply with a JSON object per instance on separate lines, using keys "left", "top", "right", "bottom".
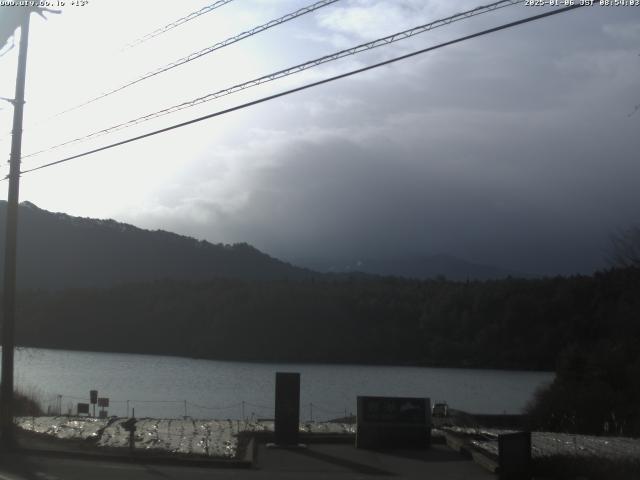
{"left": 0, "top": 0, "right": 639, "bottom": 275}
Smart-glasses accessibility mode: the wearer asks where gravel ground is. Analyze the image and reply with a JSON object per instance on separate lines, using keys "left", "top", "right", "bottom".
{"left": 444, "top": 426, "right": 640, "bottom": 462}
{"left": 16, "top": 416, "right": 355, "bottom": 458}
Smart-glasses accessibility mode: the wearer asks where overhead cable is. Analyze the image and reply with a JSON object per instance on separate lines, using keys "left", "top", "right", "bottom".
{"left": 124, "top": 0, "right": 236, "bottom": 49}
{"left": 22, "top": 0, "right": 522, "bottom": 160}
{"left": 15, "top": 4, "right": 587, "bottom": 178}
{"left": 55, "top": 0, "right": 341, "bottom": 117}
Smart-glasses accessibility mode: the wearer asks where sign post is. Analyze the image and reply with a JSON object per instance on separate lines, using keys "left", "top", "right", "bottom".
{"left": 98, "top": 397, "right": 109, "bottom": 418}
{"left": 90, "top": 390, "right": 98, "bottom": 417}
{"left": 122, "top": 416, "right": 137, "bottom": 454}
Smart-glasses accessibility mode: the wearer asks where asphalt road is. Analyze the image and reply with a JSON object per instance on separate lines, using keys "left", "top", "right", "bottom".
{"left": 0, "top": 455, "right": 240, "bottom": 480}
{"left": 0, "top": 444, "right": 495, "bottom": 480}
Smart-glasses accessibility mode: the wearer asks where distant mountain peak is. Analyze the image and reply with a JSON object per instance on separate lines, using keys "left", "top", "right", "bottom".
{"left": 292, "top": 254, "right": 530, "bottom": 281}
{"left": 19, "top": 200, "right": 40, "bottom": 210}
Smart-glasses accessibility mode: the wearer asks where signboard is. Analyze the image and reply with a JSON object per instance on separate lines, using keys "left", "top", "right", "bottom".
{"left": 274, "top": 372, "right": 300, "bottom": 446}
{"left": 361, "top": 397, "right": 427, "bottom": 423}
{"left": 98, "top": 397, "right": 109, "bottom": 408}
{"left": 77, "top": 403, "right": 90, "bottom": 415}
{"left": 498, "top": 431, "right": 531, "bottom": 480}
{"left": 356, "top": 396, "right": 431, "bottom": 449}
{"left": 90, "top": 390, "right": 98, "bottom": 404}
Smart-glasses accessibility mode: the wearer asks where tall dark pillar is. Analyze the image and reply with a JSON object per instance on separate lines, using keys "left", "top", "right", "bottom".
{"left": 274, "top": 372, "right": 300, "bottom": 445}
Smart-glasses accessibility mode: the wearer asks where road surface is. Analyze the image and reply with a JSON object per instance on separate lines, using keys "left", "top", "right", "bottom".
{"left": 0, "top": 443, "right": 494, "bottom": 479}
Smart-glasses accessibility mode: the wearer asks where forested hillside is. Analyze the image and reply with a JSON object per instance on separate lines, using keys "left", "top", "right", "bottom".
{"left": 0, "top": 201, "right": 311, "bottom": 289}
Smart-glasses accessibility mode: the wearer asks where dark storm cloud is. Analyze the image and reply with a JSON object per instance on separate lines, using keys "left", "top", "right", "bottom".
{"left": 204, "top": 120, "right": 639, "bottom": 275}
{"left": 137, "top": 5, "right": 640, "bottom": 275}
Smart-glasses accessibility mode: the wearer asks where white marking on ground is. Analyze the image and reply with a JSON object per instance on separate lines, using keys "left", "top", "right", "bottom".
{"left": 0, "top": 473, "right": 22, "bottom": 480}
{"left": 34, "top": 473, "right": 58, "bottom": 480}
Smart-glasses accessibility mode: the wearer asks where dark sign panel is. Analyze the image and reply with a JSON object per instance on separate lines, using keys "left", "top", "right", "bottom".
{"left": 361, "top": 397, "right": 427, "bottom": 424}
{"left": 274, "top": 372, "right": 300, "bottom": 446}
{"left": 90, "top": 390, "right": 98, "bottom": 404}
{"left": 498, "top": 431, "right": 531, "bottom": 480}
{"left": 77, "top": 403, "right": 90, "bottom": 415}
{"left": 98, "top": 397, "right": 109, "bottom": 408}
{"left": 356, "top": 396, "right": 431, "bottom": 450}
{"left": 122, "top": 418, "right": 137, "bottom": 432}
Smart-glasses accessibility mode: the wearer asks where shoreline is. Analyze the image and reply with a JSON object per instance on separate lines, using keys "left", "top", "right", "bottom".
{"left": 12, "top": 345, "right": 555, "bottom": 374}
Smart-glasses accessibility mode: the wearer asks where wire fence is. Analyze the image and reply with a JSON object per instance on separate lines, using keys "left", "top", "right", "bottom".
{"left": 39, "top": 394, "right": 354, "bottom": 422}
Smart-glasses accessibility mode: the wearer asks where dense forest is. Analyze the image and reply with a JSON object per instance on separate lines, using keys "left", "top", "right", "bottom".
{"left": 4, "top": 266, "right": 640, "bottom": 434}
{"left": 8, "top": 267, "right": 639, "bottom": 370}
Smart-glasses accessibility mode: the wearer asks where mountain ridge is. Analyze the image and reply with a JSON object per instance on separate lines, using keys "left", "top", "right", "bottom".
{"left": 1, "top": 201, "right": 529, "bottom": 289}
{"left": 0, "top": 201, "right": 312, "bottom": 289}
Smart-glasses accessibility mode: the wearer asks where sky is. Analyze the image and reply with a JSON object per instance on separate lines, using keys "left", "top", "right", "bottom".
{"left": 0, "top": 0, "right": 639, "bottom": 276}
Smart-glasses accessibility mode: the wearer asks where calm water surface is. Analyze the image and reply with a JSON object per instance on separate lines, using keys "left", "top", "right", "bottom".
{"left": 13, "top": 348, "right": 553, "bottom": 419}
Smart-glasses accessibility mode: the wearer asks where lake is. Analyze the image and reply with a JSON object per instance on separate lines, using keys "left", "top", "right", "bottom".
{"left": 12, "top": 348, "right": 553, "bottom": 420}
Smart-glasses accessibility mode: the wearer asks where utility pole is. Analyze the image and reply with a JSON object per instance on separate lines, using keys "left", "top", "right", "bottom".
{"left": 0, "top": 7, "right": 59, "bottom": 450}
{"left": 0, "top": 10, "right": 31, "bottom": 450}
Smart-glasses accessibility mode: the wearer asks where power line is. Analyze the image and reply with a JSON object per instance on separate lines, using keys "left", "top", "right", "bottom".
{"left": 16, "top": 4, "right": 587, "bottom": 178}
{"left": 21, "top": 0, "right": 522, "bottom": 161}
{"left": 0, "top": 0, "right": 240, "bottom": 143}
{"left": 52, "top": 0, "right": 341, "bottom": 118}
{"left": 123, "top": 0, "right": 236, "bottom": 49}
